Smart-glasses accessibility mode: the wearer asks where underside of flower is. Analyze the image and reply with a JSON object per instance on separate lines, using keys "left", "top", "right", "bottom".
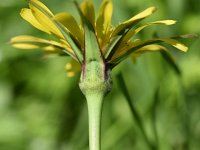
{"left": 10, "top": 1, "right": 195, "bottom": 150}
{"left": 10, "top": 0, "right": 190, "bottom": 77}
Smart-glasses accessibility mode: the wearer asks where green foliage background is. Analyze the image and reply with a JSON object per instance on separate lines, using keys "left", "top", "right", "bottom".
{"left": 0, "top": 0, "right": 200, "bottom": 150}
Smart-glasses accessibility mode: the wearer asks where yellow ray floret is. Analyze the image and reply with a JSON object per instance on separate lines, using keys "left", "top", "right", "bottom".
{"left": 11, "top": 0, "right": 190, "bottom": 72}
{"left": 111, "top": 38, "right": 188, "bottom": 62}
{"left": 29, "top": 0, "right": 64, "bottom": 38}
{"left": 96, "top": 0, "right": 113, "bottom": 47}
{"left": 54, "top": 12, "right": 84, "bottom": 47}
{"left": 81, "top": 0, "right": 95, "bottom": 27}
{"left": 112, "top": 7, "right": 157, "bottom": 36}
{"left": 20, "top": 8, "right": 51, "bottom": 34}
{"left": 118, "top": 20, "right": 177, "bottom": 49}
{"left": 10, "top": 35, "right": 73, "bottom": 54}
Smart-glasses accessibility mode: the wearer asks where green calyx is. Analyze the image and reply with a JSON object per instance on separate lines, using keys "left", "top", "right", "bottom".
{"left": 79, "top": 61, "right": 112, "bottom": 97}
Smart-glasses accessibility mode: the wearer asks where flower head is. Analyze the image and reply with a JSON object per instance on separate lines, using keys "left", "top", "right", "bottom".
{"left": 10, "top": 1, "right": 194, "bottom": 149}
{"left": 10, "top": 0, "right": 188, "bottom": 76}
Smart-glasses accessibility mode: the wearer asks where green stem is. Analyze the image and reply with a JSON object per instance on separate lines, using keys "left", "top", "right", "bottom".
{"left": 79, "top": 61, "right": 112, "bottom": 150}
{"left": 86, "top": 93, "right": 104, "bottom": 150}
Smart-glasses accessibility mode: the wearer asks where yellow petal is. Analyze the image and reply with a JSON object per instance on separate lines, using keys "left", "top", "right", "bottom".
{"left": 112, "top": 7, "right": 157, "bottom": 37}
{"left": 130, "top": 44, "right": 167, "bottom": 62}
{"left": 110, "top": 40, "right": 137, "bottom": 61}
{"left": 10, "top": 35, "right": 51, "bottom": 49}
{"left": 12, "top": 43, "right": 39, "bottom": 49}
{"left": 65, "top": 59, "right": 81, "bottom": 77}
{"left": 136, "top": 44, "right": 167, "bottom": 52}
{"left": 118, "top": 20, "right": 176, "bottom": 49}
{"left": 111, "top": 37, "right": 188, "bottom": 62}
{"left": 123, "top": 37, "right": 188, "bottom": 54}
{"left": 10, "top": 35, "right": 72, "bottom": 52}
{"left": 126, "top": 20, "right": 176, "bottom": 41}
{"left": 96, "top": 0, "right": 113, "bottom": 35}
{"left": 32, "top": 0, "right": 54, "bottom": 15}
{"left": 11, "top": 35, "right": 48, "bottom": 42}
{"left": 81, "top": 0, "right": 95, "bottom": 27}
{"left": 96, "top": 0, "right": 113, "bottom": 48}
{"left": 54, "top": 12, "right": 84, "bottom": 47}
{"left": 129, "top": 38, "right": 188, "bottom": 52}
{"left": 20, "top": 8, "right": 50, "bottom": 34}
{"left": 10, "top": 35, "right": 80, "bottom": 60}
{"left": 156, "top": 38, "right": 188, "bottom": 52}
{"left": 43, "top": 45, "right": 61, "bottom": 52}
{"left": 29, "top": 0, "right": 63, "bottom": 38}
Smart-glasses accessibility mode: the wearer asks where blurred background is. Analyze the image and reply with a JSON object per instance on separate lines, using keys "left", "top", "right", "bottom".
{"left": 0, "top": 0, "right": 200, "bottom": 150}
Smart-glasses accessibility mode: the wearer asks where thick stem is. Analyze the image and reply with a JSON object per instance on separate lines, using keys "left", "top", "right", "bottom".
{"left": 86, "top": 93, "right": 104, "bottom": 150}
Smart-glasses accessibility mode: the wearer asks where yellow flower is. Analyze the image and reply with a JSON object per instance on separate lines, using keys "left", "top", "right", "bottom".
{"left": 10, "top": 2, "right": 195, "bottom": 149}
{"left": 10, "top": 0, "right": 188, "bottom": 76}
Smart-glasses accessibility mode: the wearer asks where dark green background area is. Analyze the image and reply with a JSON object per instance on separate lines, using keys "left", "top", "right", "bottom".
{"left": 0, "top": 0, "right": 200, "bottom": 150}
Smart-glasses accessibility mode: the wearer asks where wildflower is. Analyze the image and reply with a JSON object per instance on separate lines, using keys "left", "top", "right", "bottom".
{"left": 10, "top": 0, "right": 188, "bottom": 75}
{"left": 10, "top": 0, "right": 190, "bottom": 149}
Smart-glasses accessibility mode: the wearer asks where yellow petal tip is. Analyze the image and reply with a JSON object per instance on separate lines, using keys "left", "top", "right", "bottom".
{"left": 149, "top": 6, "right": 157, "bottom": 13}
{"left": 183, "top": 46, "right": 188, "bottom": 52}
{"left": 165, "top": 20, "right": 177, "bottom": 25}
{"left": 175, "top": 42, "right": 188, "bottom": 52}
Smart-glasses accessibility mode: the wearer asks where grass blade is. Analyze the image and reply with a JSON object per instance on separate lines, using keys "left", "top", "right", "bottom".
{"left": 116, "top": 72, "right": 155, "bottom": 150}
